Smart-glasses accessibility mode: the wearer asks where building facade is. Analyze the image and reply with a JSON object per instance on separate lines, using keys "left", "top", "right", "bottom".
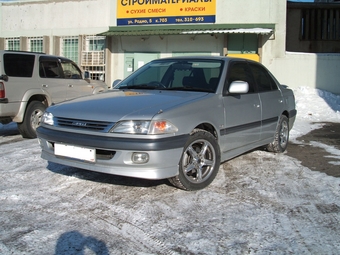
{"left": 0, "top": 0, "right": 339, "bottom": 94}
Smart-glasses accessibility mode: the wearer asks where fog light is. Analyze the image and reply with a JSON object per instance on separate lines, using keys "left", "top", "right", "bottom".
{"left": 132, "top": 152, "right": 149, "bottom": 164}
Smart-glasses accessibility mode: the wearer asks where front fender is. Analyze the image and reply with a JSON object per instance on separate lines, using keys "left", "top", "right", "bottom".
{"left": 159, "top": 94, "right": 224, "bottom": 140}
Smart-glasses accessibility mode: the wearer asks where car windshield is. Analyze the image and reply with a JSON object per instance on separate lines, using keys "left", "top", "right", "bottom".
{"left": 115, "top": 59, "right": 224, "bottom": 93}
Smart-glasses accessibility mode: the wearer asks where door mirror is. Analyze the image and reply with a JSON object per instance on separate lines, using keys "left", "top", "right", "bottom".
{"left": 228, "top": 81, "right": 249, "bottom": 94}
{"left": 112, "top": 79, "right": 122, "bottom": 88}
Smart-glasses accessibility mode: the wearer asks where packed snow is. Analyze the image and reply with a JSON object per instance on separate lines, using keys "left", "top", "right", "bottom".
{"left": 0, "top": 86, "right": 339, "bottom": 255}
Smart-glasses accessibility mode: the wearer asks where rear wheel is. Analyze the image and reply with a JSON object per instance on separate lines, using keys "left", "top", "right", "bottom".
{"left": 168, "top": 129, "right": 221, "bottom": 191}
{"left": 266, "top": 115, "right": 289, "bottom": 153}
{"left": 17, "top": 101, "right": 46, "bottom": 139}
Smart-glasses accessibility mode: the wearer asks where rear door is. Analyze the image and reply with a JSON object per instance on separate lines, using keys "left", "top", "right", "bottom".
{"left": 221, "top": 61, "right": 262, "bottom": 153}
{"left": 248, "top": 62, "right": 284, "bottom": 140}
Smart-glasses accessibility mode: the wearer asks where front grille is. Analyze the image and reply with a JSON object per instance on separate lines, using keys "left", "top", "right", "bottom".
{"left": 56, "top": 117, "right": 114, "bottom": 132}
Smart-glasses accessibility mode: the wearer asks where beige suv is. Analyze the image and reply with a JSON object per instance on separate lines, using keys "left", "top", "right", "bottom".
{"left": 0, "top": 50, "right": 107, "bottom": 138}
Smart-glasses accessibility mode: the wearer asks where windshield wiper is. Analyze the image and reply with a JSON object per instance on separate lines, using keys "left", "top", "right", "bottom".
{"left": 118, "top": 84, "right": 158, "bottom": 90}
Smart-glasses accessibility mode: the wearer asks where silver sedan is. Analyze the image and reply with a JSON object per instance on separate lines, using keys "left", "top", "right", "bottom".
{"left": 37, "top": 56, "right": 296, "bottom": 190}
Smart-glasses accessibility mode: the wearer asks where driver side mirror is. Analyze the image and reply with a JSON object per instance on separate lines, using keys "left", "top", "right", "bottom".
{"left": 84, "top": 71, "right": 90, "bottom": 79}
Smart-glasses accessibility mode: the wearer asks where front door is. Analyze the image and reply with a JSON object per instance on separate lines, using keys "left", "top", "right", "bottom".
{"left": 221, "top": 61, "right": 262, "bottom": 153}
{"left": 60, "top": 61, "right": 94, "bottom": 100}
{"left": 39, "top": 57, "right": 68, "bottom": 104}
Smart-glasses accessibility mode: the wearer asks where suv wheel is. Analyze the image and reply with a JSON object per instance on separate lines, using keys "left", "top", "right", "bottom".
{"left": 18, "top": 101, "right": 46, "bottom": 139}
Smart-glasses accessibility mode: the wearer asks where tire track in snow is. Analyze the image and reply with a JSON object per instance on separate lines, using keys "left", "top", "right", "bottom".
{"left": 88, "top": 210, "right": 180, "bottom": 255}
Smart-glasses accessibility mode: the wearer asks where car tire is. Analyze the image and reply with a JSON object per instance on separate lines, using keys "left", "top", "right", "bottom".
{"left": 17, "top": 101, "right": 46, "bottom": 139}
{"left": 168, "top": 129, "right": 221, "bottom": 191}
{"left": 266, "top": 115, "right": 289, "bottom": 153}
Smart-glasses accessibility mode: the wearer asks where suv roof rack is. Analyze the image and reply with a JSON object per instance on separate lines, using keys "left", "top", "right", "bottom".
{"left": 2, "top": 50, "right": 46, "bottom": 54}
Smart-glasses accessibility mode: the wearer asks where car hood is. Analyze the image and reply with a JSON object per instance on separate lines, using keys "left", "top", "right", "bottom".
{"left": 49, "top": 89, "right": 209, "bottom": 121}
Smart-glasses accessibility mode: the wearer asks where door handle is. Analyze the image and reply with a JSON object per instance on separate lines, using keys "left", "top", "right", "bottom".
{"left": 68, "top": 84, "right": 73, "bottom": 88}
{"left": 42, "top": 84, "right": 48, "bottom": 88}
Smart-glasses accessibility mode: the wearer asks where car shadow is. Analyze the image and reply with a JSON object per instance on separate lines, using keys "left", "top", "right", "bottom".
{"left": 55, "top": 230, "right": 109, "bottom": 255}
{"left": 47, "top": 161, "right": 170, "bottom": 188}
{"left": 286, "top": 122, "right": 340, "bottom": 178}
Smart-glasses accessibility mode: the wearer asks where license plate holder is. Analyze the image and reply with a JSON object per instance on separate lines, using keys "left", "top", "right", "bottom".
{"left": 54, "top": 143, "right": 96, "bottom": 162}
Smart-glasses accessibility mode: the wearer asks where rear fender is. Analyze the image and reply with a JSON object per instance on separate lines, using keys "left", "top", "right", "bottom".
{"left": 12, "top": 89, "right": 51, "bottom": 123}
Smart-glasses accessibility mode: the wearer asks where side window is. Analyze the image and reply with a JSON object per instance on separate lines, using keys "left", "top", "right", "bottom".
{"left": 225, "top": 62, "right": 255, "bottom": 94}
{"left": 4, "top": 53, "right": 35, "bottom": 77}
{"left": 40, "top": 60, "right": 62, "bottom": 78}
{"left": 249, "top": 63, "right": 278, "bottom": 92}
{"left": 60, "top": 61, "right": 82, "bottom": 79}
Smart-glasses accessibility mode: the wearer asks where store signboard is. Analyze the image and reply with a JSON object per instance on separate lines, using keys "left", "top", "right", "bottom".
{"left": 117, "top": 0, "right": 216, "bottom": 26}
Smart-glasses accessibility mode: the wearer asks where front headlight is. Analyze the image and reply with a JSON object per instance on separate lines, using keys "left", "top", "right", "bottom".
{"left": 110, "top": 120, "right": 178, "bottom": 135}
{"left": 41, "top": 112, "right": 54, "bottom": 126}
{"left": 111, "top": 120, "right": 150, "bottom": 134}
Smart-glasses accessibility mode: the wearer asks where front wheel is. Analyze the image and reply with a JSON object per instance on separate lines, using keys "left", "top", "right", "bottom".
{"left": 266, "top": 115, "right": 289, "bottom": 153}
{"left": 17, "top": 101, "right": 46, "bottom": 139}
{"left": 168, "top": 129, "right": 221, "bottom": 191}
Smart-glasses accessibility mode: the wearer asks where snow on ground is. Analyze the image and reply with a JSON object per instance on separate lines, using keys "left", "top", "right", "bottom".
{"left": 290, "top": 86, "right": 340, "bottom": 141}
{"left": 0, "top": 87, "right": 340, "bottom": 255}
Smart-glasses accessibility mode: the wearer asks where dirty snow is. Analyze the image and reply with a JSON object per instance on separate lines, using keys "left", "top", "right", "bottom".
{"left": 0, "top": 86, "right": 339, "bottom": 255}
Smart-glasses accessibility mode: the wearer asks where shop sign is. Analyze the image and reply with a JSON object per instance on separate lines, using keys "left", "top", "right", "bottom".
{"left": 117, "top": 0, "right": 216, "bottom": 26}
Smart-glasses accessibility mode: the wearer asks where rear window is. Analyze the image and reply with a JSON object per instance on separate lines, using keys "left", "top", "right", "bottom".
{"left": 4, "top": 53, "right": 35, "bottom": 77}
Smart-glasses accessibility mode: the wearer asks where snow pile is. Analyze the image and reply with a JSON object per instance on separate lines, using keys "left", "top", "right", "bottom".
{"left": 290, "top": 86, "right": 340, "bottom": 141}
{"left": 295, "top": 87, "right": 340, "bottom": 122}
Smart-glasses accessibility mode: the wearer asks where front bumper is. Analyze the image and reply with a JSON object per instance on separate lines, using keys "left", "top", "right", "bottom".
{"left": 37, "top": 126, "right": 189, "bottom": 180}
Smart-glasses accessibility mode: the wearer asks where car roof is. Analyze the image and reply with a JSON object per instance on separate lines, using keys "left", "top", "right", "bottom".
{"left": 0, "top": 50, "right": 73, "bottom": 62}
{"left": 150, "top": 55, "right": 261, "bottom": 65}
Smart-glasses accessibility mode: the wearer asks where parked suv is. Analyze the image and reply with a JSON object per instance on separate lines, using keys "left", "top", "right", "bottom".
{"left": 0, "top": 50, "right": 107, "bottom": 138}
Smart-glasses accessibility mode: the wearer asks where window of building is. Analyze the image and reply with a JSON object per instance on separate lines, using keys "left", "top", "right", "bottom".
{"left": 81, "top": 35, "right": 106, "bottom": 81}
{"left": 300, "top": 7, "right": 340, "bottom": 41}
{"left": 61, "top": 36, "right": 79, "bottom": 63}
{"left": 5, "top": 38, "right": 20, "bottom": 51}
{"left": 87, "top": 35, "right": 105, "bottom": 51}
{"left": 28, "top": 37, "right": 44, "bottom": 52}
